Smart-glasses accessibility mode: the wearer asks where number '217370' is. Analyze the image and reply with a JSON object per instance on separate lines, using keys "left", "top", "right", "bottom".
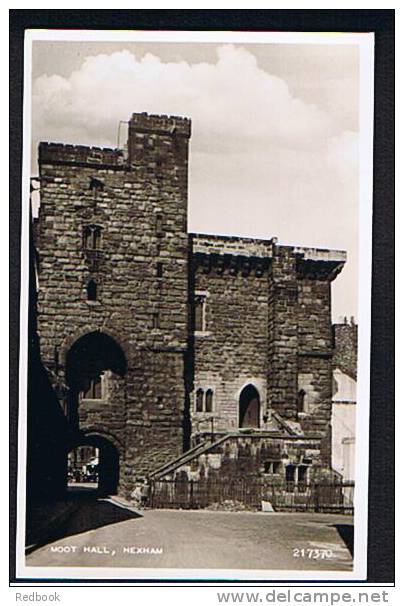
{"left": 292, "top": 548, "right": 334, "bottom": 559}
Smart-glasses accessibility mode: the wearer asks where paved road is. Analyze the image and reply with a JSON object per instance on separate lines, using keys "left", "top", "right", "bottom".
{"left": 26, "top": 498, "right": 353, "bottom": 572}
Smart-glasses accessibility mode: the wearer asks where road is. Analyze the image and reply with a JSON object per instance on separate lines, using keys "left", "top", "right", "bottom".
{"left": 26, "top": 497, "right": 353, "bottom": 572}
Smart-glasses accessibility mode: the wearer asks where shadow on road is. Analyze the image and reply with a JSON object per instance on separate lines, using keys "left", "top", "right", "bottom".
{"left": 333, "top": 524, "right": 354, "bottom": 557}
{"left": 27, "top": 493, "right": 141, "bottom": 554}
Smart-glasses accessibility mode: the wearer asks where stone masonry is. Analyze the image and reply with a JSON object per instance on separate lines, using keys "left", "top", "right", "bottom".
{"left": 34, "top": 112, "right": 347, "bottom": 497}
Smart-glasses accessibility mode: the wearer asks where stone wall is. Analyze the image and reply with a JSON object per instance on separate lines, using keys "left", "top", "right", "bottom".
{"left": 333, "top": 319, "right": 358, "bottom": 379}
{"left": 160, "top": 434, "right": 324, "bottom": 482}
{"left": 190, "top": 235, "right": 272, "bottom": 433}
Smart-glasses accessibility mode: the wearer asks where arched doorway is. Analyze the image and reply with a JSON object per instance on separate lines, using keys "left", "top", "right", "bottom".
{"left": 239, "top": 384, "right": 260, "bottom": 428}
{"left": 65, "top": 331, "right": 127, "bottom": 429}
{"left": 65, "top": 331, "right": 126, "bottom": 496}
{"left": 68, "top": 434, "right": 120, "bottom": 496}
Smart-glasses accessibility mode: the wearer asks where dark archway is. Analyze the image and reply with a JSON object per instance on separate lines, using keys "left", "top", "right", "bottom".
{"left": 68, "top": 434, "right": 120, "bottom": 497}
{"left": 65, "top": 331, "right": 127, "bottom": 429}
{"left": 64, "top": 331, "right": 126, "bottom": 496}
{"left": 239, "top": 384, "right": 260, "bottom": 428}
{"left": 66, "top": 331, "right": 127, "bottom": 393}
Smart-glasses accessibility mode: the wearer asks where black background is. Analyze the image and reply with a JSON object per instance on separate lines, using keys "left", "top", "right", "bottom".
{"left": 9, "top": 9, "right": 394, "bottom": 584}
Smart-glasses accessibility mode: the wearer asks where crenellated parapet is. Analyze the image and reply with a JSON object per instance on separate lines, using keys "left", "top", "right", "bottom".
{"left": 294, "top": 246, "right": 346, "bottom": 281}
{"left": 191, "top": 234, "right": 345, "bottom": 282}
{"left": 38, "top": 142, "right": 126, "bottom": 169}
{"left": 129, "top": 112, "right": 191, "bottom": 138}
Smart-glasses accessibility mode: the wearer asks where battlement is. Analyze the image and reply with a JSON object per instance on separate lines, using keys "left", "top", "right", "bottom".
{"left": 293, "top": 246, "right": 346, "bottom": 264}
{"left": 38, "top": 142, "right": 125, "bottom": 168}
{"left": 190, "top": 233, "right": 275, "bottom": 258}
{"left": 129, "top": 112, "right": 191, "bottom": 138}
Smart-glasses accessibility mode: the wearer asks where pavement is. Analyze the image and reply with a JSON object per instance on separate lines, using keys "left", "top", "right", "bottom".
{"left": 26, "top": 496, "right": 353, "bottom": 572}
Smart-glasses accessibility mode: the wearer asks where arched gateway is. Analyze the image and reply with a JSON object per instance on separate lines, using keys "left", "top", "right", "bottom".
{"left": 68, "top": 434, "right": 120, "bottom": 496}
{"left": 65, "top": 331, "right": 127, "bottom": 496}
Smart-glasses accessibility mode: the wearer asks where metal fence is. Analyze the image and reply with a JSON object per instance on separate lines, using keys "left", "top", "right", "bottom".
{"left": 149, "top": 477, "right": 354, "bottom": 514}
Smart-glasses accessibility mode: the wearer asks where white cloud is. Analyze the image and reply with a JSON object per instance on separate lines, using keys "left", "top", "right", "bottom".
{"left": 33, "top": 45, "right": 344, "bottom": 150}
{"left": 32, "top": 44, "right": 359, "bottom": 320}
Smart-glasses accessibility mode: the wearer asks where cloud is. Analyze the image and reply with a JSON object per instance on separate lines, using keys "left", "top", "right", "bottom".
{"left": 32, "top": 44, "right": 359, "bottom": 319}
{"left": 33, "top": 45, "right": 346, "bottom": 151}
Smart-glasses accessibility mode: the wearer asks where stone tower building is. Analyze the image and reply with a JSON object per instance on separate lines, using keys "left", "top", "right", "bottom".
{"left": 34, "top": 112, "right": 347, "bottom": 498}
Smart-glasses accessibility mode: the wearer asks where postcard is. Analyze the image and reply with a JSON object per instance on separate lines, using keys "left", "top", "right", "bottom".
{"left": 15, "top": 28, "right": 374, "bottom": 581}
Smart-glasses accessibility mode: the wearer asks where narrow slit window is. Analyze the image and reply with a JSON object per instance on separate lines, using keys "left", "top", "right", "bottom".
{"left": 194, "top": 295, "right": 206, "bottom": 332}
{"left": 205, "top": 389, "right": 213, "bottom": 413}
{"left": 297, "top": 389, "right": 307, "bottom": 413}
{"left": 152, "top": 311, "right": 160, "bottom": 329}
{"left": 196, "top": 389, "right": 204, "bottom": 413}
{"left": 93, "top": 228, "right": 101, "bottom": 250}
{"left": 87, "top": 279, "right": 97, "bottom": 301}
{"left": 157, "top": 262, "right": 163, "bottom": 278}
{"left": 83, "top": 225, "right": 102, "bottom": 250}
{"left": 156, "top": 214, "right": 163, "bottom": 236}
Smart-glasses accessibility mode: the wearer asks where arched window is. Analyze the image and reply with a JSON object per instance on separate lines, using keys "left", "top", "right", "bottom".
{"left": 87, "top": 279, "right": 97, "bottom": 301}
{"left": 83, "top": 225, "right": 102, "bottom": 250}
{"left": 205, "top": 389, "right": 213, "bottom": 413}
{"left": 196, "top": 388, "right": 204, "bottom": 413}
{"left": 297, "top": 389, "right": 307, "bottom": 413}
{"left": 239, "top": 384, "right": 260, "bottom": 428}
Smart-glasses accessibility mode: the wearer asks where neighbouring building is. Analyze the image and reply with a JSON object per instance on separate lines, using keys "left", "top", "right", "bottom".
{"left": 331, "top": 318, "right": 358, "bottom": 482}
{"left": 29, "top": 112, "right": 354, "bottom": 501}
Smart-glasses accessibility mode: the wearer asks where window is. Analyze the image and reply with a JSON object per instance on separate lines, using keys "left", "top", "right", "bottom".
{"left": 156, "top": 262, "right": 164, "bottom": 278}
{"left": 195, "top": 388, "right": 214, "bottom": 413}
{"left": 86, "top": 279, "right": 97, "bottom": 301}
{"left": 297, "top": 389, "right": 307, "bottom": 413}
{"left": 196, "top": 389, "right": 204, "bottom": 413}
{"left": 89, "top": 177, "right": 105, "bottom": 192}
{"left": 84, "top": 225, "right": 102, "bottom": 250}
{"left": 264, "top": 461, "right": 281, "bottom": 474}
{"left": 194, "top": 294, "right": 206, "bottom": 332}
{"left": 205, "top": 389, "right": 213, "bottom": 413}
{"left": 81, "top": 375, "right": 102, "bottom": 400}
{"left": 156, "top": 214, "right": 163, "bottom": 236}
{"left": 285, "top": 464, "right": 296, "bottom": 484}
{"left": 152, "top": 311, "right": 160, "bottom": 329}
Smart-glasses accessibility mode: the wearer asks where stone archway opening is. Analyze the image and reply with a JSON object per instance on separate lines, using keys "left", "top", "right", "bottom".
{"left": 65, "top": 331, "right": 127, "bottom": 429}
{"left": 67, "top": 435, "right": 120, "bottom": 497}
{"left": 64, "top": 331, "right": 126, "bottom": 496}
{"left": 239, "top": 384, "right": 260, "bottom": 428}
{"left": 66, "top": 331, "right": 127, "bottom": 395}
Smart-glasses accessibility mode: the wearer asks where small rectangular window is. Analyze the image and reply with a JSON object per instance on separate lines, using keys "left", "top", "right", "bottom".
{"left": 194, "top": 295, "right": 206, "bottom": 332}
{"left": 157, "top": 262, "right": 163, "bottom": 278}
{"left": 152, "top": 311, "right": 160, "bottom": 329}
{"left": 156, "top": 214, "right": 163, "bottom": 237}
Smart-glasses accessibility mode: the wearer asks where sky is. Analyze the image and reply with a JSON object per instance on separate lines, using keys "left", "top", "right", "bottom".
{"left": 31, "top": 40, "right": 360, "bottom": 321}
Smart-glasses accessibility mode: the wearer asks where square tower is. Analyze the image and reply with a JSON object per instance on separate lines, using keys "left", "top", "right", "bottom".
{"left": 35, "top": 113, "right": 191, "bottom": 495}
